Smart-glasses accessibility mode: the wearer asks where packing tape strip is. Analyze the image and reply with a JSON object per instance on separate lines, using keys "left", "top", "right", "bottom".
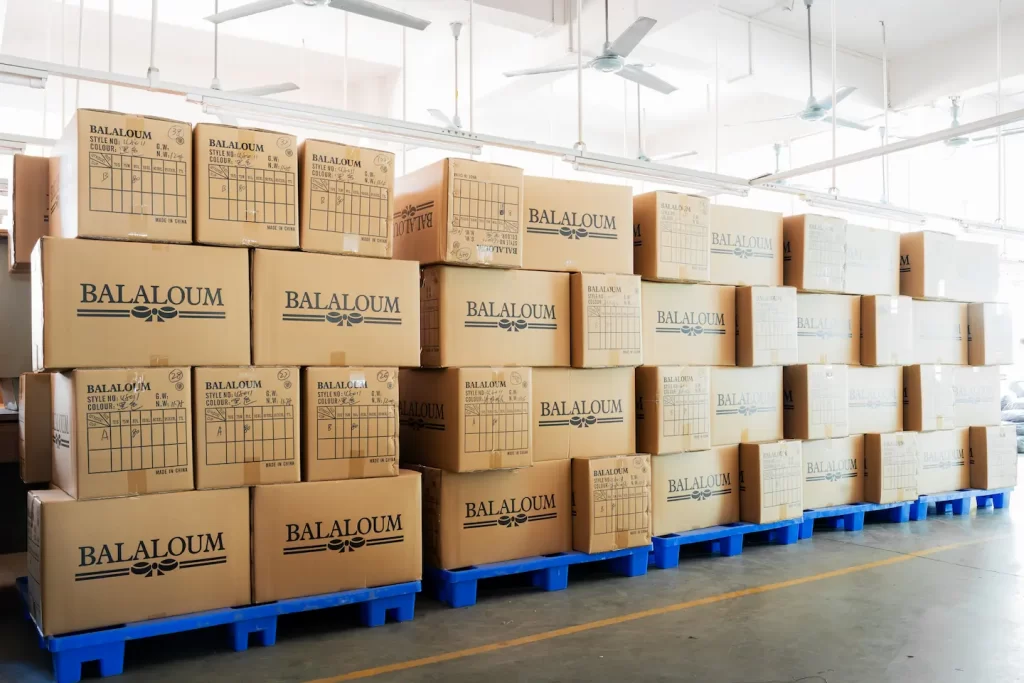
{"left": 150, "top": 356, "right": 170, "bottom": 367}
{"left": 741, "top": 428, "right": 749, "bottom": 442}
{"left": 349, "top": 454, "right": 366, "bottom": 479}
{"left": 242, "top": 223, "right": 260, "bottom": 247}
{"left": 126, "top": 469, "right": 148, "bottom": 495}
{"left": 244, "top": 461, "right": 262, "bottom": 485}
{"left": 489, "top": 451, "right": 505, "bottom": 470}
{"left": 330, "top": 351, "right": 347, "bottom": 366}
{"left": 342, "top": 234, "right": 363, "bottom": 253}
{"left": 616, "top": 529, "right": 631, "bottom": 550}
{"left": 771, "top": 350, "right": 779, "bottom": 364}
{"left": 824, "top": 424, "right": 834, "bottom": 439}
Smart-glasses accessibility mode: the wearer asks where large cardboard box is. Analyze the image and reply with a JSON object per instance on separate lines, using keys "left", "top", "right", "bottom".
{"left": 848, "top": 366, "right": 902, "bottom": 435}
{"left": 50, "top": 109, "right": 192, "bottom": 243}
{"left": 863, "top": 432, "right": 919, "bottom": 503}
{"left": 571, "top": 454, "right": 652, "bottom": 553}
{"left": 917, "top": 428, "right": 970, "bottom": 495}
{"left": 399, "top": 367, "right": 531, "bottom": 472}
{"left": 533, "top": 367, "right": 634, "bottom": 462}
{"left": 782, "top": 214, "right": 846, "bottom": 293}
{"left": 632, "top": 191, "right": 710, "bottom": 282}
{"left": 802, "top": 435, "right": 864, "bottom": 508}
{"left": 736, "top": 285, "right": 798, "bottom": 366}
{"left": 651, "top": 446, "right": 740, "bottom": 536}
{"left": 861, "top": 295, "right": 913, "bottom": 366}
{"left": 641, "top": 282, "right": 735, "bottom": 366}
{"left": 900, "top": 230, "right": 956, "bottom": 300}
{"left": 912, "top": 300, "right": 967, "bottom": 364}
{"left": 636, "top": 366, "right": 711, "bottom": 454}
{"left": 711, "top": 366, "right": 783, "bottom": 446}
{"left": 31, "top": 237, "right": 250, "bottom": 370}
{"left": 251, "top": 248, "right": 419, "bottom": 367}
{"left": 570, "top": 272, "right": 642, "bottom": 367}
{"left": 0, "top": 249, "right": 32, "bottom": 377}
{"left": 393, "top": 158, "right": 524, "bottom": 268}
{"left": 19, "top": 372, "right": 52, "bottom": 485}
{"left": 844, "top": 224, "right": 900, "bottom": 296}
{"left": 956, "top": 239, "right": 999, "bottom": 303}
{"left": 783, "top": 365, "right": 849, "bottom": 441}
{"left": 968, "top": 303, "right": 1013, "bottom": 366}
{"left": 299, "top": 139, "right": 394, "bottom": 258}
{"left": 952, "top": 365, "right": 1001, "bottom": 427}
{"left": 903, "top": 364, "right": 956, "bottom": 432}
{"left": 738, "top": 440, "right": 803, "bottom": 523}
{"left": 969, "top": 425, "right": 1019, "bottom": 490}
{"left": 417, "top": 460, "right": 572, "bottom": 569}
{"left": 193, "top": 122, "right": 298, "bottom": 248}
{"left": 796, "top": 293, "right": 860, "bottom": 365}
{"left": 522, "top": 176, "right": 632, "bottom": 273}
{"left": 52, "top": 368, "right": 194, "bottom": 500}
{"left": 27, "top": 487, "right": 250, "bottom": 636}
{"left": 420, "top": 265, "right": 569, "bottom": 367}
{"left": 250, "top": 471, "right": 421, "bottom": 603}
{"left": 10, "top": 154, "right": 49, "bottom": 272}
{"left": 708, "top": 205, "right": 783, "bottom": 287}
{"left": 193, "top": 366, "right": 300, "bottom": 489}
{"left": 304, "top": 367, "right": 398, "bottom": 481}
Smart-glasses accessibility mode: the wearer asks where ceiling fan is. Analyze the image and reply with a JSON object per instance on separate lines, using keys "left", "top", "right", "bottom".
{"left": 205, "top": 0, "right": 430, "bottom": 31}
{"left": 940, "top": 96, "right": 1024, "bottom": 148}
{"left": 427, "top": 22, "right": 463, "bottom": 129}
{"left": 633, "top": 74, "right": 695, "bottom": 162}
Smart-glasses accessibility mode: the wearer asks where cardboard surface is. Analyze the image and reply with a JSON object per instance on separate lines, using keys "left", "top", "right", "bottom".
{"left": 912, "top": 299, "right": 967, "bottom": 364}
{"left": 801, "top": 435, "right": 864, "bottom": 509}
{"left": 848, "top": 366, "right": 903, "bottom": 435}
{"left": 796, "top": 293, "right": 860, "bottom": 365}
{"left": 863, "top": 432, "right": 919, "bottom": 503}
{"left": 711, "top": 366, "right": 783, "bottom": 446}
{"left": 969, "top": 425, "right": 1019, "bottom": 490}
{"left": 917, "top": 428, "right": 970, "bottom": 495}
{"left": 19, "top": 372, "right": 52, "bottom": 485}
{"left": 782, "top": 214, "right": 847, "bottom": 293}
{"left": 952, "top": 365, "right": 1001, "bottom": 427}
{"left": 633, "top": 191, "right": 710, "bottom": 282}
{"left": 635, "top": 366, "right": 711, "bottom": 454}
{"left": 0, "top": 256, "right": 32, "bottom": 377}
{"left": 903, "top": 364, "right": 956, "bottom": 432}
{"left": 860, "top": 295, "right": 913, "bottom": 366}
{"left": 571, "top": 454, "right": 651, "bottom": 553}
{"left": 899, "top": 231, "right": 956, "bottom": 300}
{"left": 651, "top": 446, "right": 740, "bottom": 536}
{"left": 10, "top": 154, "right": 49, "bottom": 272}
{"left": 844, "top": 224, "right": 900, "bottom": 296}
{"left": 570, "top": 272, "right": 643, "bottom": 367}
{"left": 956, "top": 240, "right": 999, "bottom": 303}
{"left": 738, "top": 441, "right": 803, "bottom": 523}
{"left": 783, "top": 365, "right": 850, "bottom": 441}
{"left": 736, "top": 285, "right": 798, "bottom": 366}
{"left": 641, "top": 282, "right": 735, "bottom": 366}
{"left": 968, "top": 302, "right": 1013, "bottom": 366}
{"left": 708, "top": 205, "right": 783, "bottom": 287}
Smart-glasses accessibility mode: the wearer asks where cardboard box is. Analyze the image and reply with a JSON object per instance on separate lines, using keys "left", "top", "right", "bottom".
{"left": 956, "top": 240, "right": 999, "bottom": 303}
{"left": 860, "top": 295, "right": 913, "bottom": 366}
{"left": 917, "top": 428, "right": 970, "bottom": 495}
{"left": 10, "top": 154, "right": 49, "bottom": 272}
{"left": 899, "top": 230, "right": 956, "bottom": 300}
{"left": 903, "top": 365, "right": 956, "bottom": 432}
{"left": 399, "top": 367, "right": 531, "bottom": 472}
{"left": 844, "top": 224, "right": 900, "bottom": 296}
{"left": 635, "top": 366, "right": 711, "bottom": 454}
{"left": 27, "top": 487, "right": 250, "bottom": 636}
{"left": 968, "top": 302, "right": 1013, "bottom": 366}
{"left": 710, "top": 366, "right": 783, "bottom": 446}
{"left": 641, "top": 282, "right": 735, "bottom": 366}
{"left": 783, "top": 365, "right": 849, "bottom": 441}
{"left": 969, "top": 425, "right": 1019, "bottom": 490}
{"left": 250, "top": 471, "right": 421, "bottom": 603}
{"left": 193, "top": 123, "right": 298, "bottom": 248}
{"left": 47, "top": 156, "right": 60, "bottom": 236}
{"left": 393, "top": 158, "right": 524, "bottom": 268}
{"left": 802, "top": 435, "right": 864, "bottom": 508}
{"left": 50, "top": 109, "right": 191, "bottom": 243}
{"left": 782, "top": 214, "right": 847, "bottom": 293}
{"left": 708, "top": 205, "right": 783, "bottom": 287}
{"left": 52, "top": 368, "right": 194, "bottom": 500}
{"left": 570, "top": 272, "right": 643, "bottom": 367}
{"left": 952, "top": 365, "right": 1001, "bottom": 427}
{"left": 912, "top": 300, "right": 967, "bottom": 364}
{"left": 736, "top": 285, "right": 798, "bottom": 366}
{"left": 299, "top": 139, "right": 394, "bottom": 257}
{"left": 863, "top": 432, "right": 919, "bottom": 503}
{"left": 571, "top": 454, "right": 651, "bottom": 553}
{"left": 533, "top": 367, "right": 635, "bottom": 462}
{"left": 19, "top": 372, "right": 52, "bottom": 485}
{"left": 795, "top": 293, "right": 860, "bottom": 365}
{"left": 32, "top": 237, "right": 251, "bottom": 370}
{"left": 738, "top": 441, "right": 803, "bottom": 523}
{"left": 632, "top": 191, "right": 710, "bottom": 282}
{"left": 651, "top": 446, "right": 739, "bottom": 536}
{"left": 0, "top": 251, "right": 32, "bottom": 377}
{"left": 193, "top": 366, "right": 300, "bottom": 489}
{"left": 304, "top": 367, "right": 398, "bottom": 481}
{"left": 420, "top": 265, "right": 569, "bottom": 367}
{"left": 416, "top": 460, "right": 571, "bottom": 569}
{"left": 848, "top": 366, "right": 902, "bottom": 435}
{"left": 251, "top": 248, "right": 419, "bottom": 367}
{"left": 522, "top": 176, "right": 632, "bottom": 273}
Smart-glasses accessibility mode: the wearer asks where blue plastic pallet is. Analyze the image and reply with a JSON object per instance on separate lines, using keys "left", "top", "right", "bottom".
{"left": 426, "top": 546, "right": 651, "bottom": 608}
{"left": 650, "top": 519, "right": 801, "bottom": 570}
{"left": 909, "top": 488, "right": 1013, "bottom": 520}
{"left": 17, "top": 577, "right": 419, "bottom": 683}
{"left": 799, "top": 500, "right": 924, "bottom": 540}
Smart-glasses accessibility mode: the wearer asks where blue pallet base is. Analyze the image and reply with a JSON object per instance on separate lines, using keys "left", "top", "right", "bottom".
{"left": 910, "top": 488, "right": 1013, "bottom": 520}
{"left": 800, "top": 500, "right": 924, "bottom": 540}
{"left": 426, "top": 545, "right": 652, "bottom": 608}
{"left": 650, "top": 519, "right": 801, "bottom": 570}
{"left": 16, "top": 576, "right": 419, "bottom": 683}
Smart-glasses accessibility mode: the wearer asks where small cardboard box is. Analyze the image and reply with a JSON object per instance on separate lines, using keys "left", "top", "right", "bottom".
{"left": 952, "top": 365, "right": 1001, "bottom": 427}
{"left": 251, "top": 248, "right": 420, "bottom": 367}
{"left": 956, "top": 240, "right": 999, "bottom": 303}
{"left": 635, "top": 366, "right": 711, "bottom": 454}
{"left": 651, "top": 446, "right": 740, "bottom": 536}
{"left": 193, "top": 366, "right": 300, "bottom": 489}
{"left": 968, "top": 303, "right": 1013, "bottom": 366}
{"left": 641, "top": 282, "right": 735, "bottom": 366}
{"left": 570, "top": 272, "right": 643, "bottom": 368}
{"left": 299, "top": 139, "right": 394, "bottom": 257}
{"left": 193, "top": 123, "right": 298, "bottom": 248}
{"left": 250, "top": 471, "right": 421, "bottom": 603}
{"left": 416, "top": 460, "right": 571, "bottom": 569}
{"left": 303, "top": 367, "right": 398, "bottom": 481}
{"left": 27, "top": 487, "right": 250, "bottom": 636}
{"left": 19, "top": 372, "right": 52, "bottom": 484}
{"left": 864, "top": 432, "right": 919, "bottom": 503}
{"left": 533, "top": 367, "right": 635, "bottom": 462}
{"left": 802, "top": 435, "right": 864, "bottom": 508}
{"left": 903, "top": 365, "right": 956, "bottom": 432}
{"left": 783, "top": 365, "right": 849, "bottom": 441}
{"left": 420, "top": 265, "right": 569, "bottom": 367}
{"left": 899, "top": 230, "right": 957, "bottom": 300}
{"left": 571, "top": 454, "right": 652, "bottom": 553}
{"left": 522, "top": 176, "right": 632, "bottom": 274}
{"left": 848, "top": 366, "right": 902, "bottom": 435}
{"left": 393, "top": 158, "right": 524, "bottom": 268}
{"left": 860, "top": 295, "right": 913, "bottom": 366}
{"left": 844, "top": 224, "right": 900, "bottom": 296}
{"left": 711, "top": 366, "right": 783, "bottom": 446}
{"left": 736, "top": 285, "right": 798, "bottom": 366}
{"left": 796, "top": 293, "right": 860, "bottom": 365}
{"left": 32, "top": 236, "right": 251, "bottom": 371}
{"left": 708, "top": 205, "right": 783, "bottom": 286}
{"left": 912, "top": 300, "right": 967, "bottom": 364}
{"left": 738, "top": 441, "right": 803, "bottom": 523}
{"left": 47, "top": 156, "right": 60, "bottom": 236}
{"left": 10, "top": 154, "right": 49, "bottom": 272}
{"left": 969, "top": 425, "right": 1019, "bottom": 490}
{"left": 917, "top": 428, "right": 970, "bottom": 495}
{"left": 782, "top": 214, "right": 847, "bottom": 293}
{"left": 399, "top": 367, "right": 531, "bottom": 472}
{"left": 50, "top": 109, "right": 192, "bottom": 243}
{"left": 632, "top": 191, "right": 710, "bottom": 282}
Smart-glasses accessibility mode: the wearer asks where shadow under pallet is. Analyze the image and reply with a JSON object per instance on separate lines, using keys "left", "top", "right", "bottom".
{"left": 799, "top": 500, "right": 925, "bottom": 540}
{"left": 650, "top": 519, "right": 802, "bottom": 570}
{"left": 910, "top": 488, "right": 1012, "bottom": 520}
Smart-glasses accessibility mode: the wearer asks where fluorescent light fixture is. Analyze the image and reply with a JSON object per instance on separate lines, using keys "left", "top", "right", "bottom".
{"left": 0, "top": 134, "right": 57, "bottom": 156}
{"left": 565, "top": 154, "right": 750, "bottom": 197}
{"left": 0, "top": 64, "right": 47, "bottom": 89}
{"left": 0, "top": 178, "right": 8, "bottom": 197}
{"left": 800, "top": 191, "right": 927, "bottom": 225}
{"left": 957, "top": 218, "right": 1024, "bottom": 236}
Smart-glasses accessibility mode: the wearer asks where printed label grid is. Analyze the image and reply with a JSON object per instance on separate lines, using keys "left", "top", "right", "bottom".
{"left": 593, "top": 482, "right": 648, "bottom": 535}
{"left": 309, "top": 179, "right": 389, "bottom": 237}
{"left": 755, "top": 305, "right": 798, "bottom": 352}
{"left": 762, "top": 461, "right": 802, "bottom": 509}
{"left": 807, "top": 227, "right": 846, "bottom": 281}
{"left": 316, "top": 405, "right": 396, "bottom": 460}
{"left": 464, "top": 401, "right": 528, "bottom": 453}
{"left": 204, "top": 405, "right": 294, "bottom": 465}
{"left": 659, "top": 220, "right": 708, "bottom": 268}
{"left": 88, "top": 153, "right": 187, "bottom": 217}
{"left": 451, "top": 179, "right": 520, "bottom": 233}
{"left": 663, "top": 392, "right": 709, "bottom": 438}
{"left": 883, "top": 451, "right": 918, "bottom": 492}
{"left": 587, "top": 305, "right": 641, "bottom": 351}
{"left": 208, "top": 165, "right": 295, "bottom": 224}
{"left": 421, "top": 294, "right": 440, "bottom": 352}
{"left": 86, "top": 409, "right": 188, "bottom": 473}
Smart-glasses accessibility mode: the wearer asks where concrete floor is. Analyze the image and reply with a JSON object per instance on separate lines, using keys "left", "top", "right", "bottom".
{"left": 1, "top": 499, "right": 1021, "bottom": 683}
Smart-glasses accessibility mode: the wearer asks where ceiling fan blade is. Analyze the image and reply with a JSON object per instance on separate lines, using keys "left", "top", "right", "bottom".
{"left": 232, "top": 82, "right": 300, "bottom": 96}
{"left": 609, "top": 17, "right": 657, "bottom": 58}
{"left": 616, "top": 65, "right": 676, "bottom": 95}
{"left": 504, "top": 64, "right": 582, "bottom": 78}
{"left": 821, "top": 115, "right": 871, "bottom": 131}
{"left": 726, "top": 112, "right": 800, "bottom": 127}
{"left": 328, "top": 0, "right": 430, "bottom": 30}
{"left": 816, "top": 85, "right": 857, "bottom": 111}
{"left": 427, "top": 109, "right": 454, "bottom": 128}
{"left": 650, "top": 150, "right": 698, "bottom": 162}
{"left": 205, "top": 0, "right": 289, "bottom": 24}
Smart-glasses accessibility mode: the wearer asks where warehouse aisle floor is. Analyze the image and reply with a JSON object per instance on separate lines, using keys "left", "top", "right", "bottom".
{"left": 1, "top": 499, "right": 1021, "bottom": 683}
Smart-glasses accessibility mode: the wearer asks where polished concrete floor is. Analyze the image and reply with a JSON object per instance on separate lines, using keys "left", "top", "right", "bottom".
{"left": 1, "top": 497, "right": 1021, "bottom": 683}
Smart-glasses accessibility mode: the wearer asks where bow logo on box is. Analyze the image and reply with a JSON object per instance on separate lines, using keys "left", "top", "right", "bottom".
{"left": 558, "top": 226, "right": 589, "bottom": 240}
{"left": 498, "top": 513, "right": 529, "bottom": 528}
{"left": 130, "top": 305, "right": 178, "bottom": 322}
{"left": 498, "top": 318, "right": 529, "bottom": 332}
{"left": 690, "top": 489, "right": 713, "bottom": 501}
{"left": 325, "top": 311, "right": 364, "bottom": 327}
{"left": 733, "top": 246, "right": 755, "bottom": 259}
{"left": 131, "top": 559, "right": 179, "bottom": 577}
{"left": 568, "top": 415, "right": 598, "bottom": 428}
{"left": 327, "top": 537, "right": 366, "bottom": 553}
